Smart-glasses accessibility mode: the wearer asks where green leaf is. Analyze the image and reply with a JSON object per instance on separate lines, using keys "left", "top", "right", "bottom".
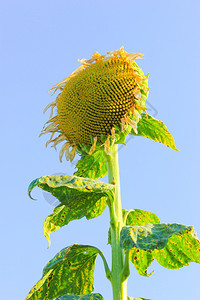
{"left": 124, "top": 209, "right": 159, "bottom": 276}
{"left": 43, "top": 204, "right": 67, "bottom": 245}
{"left": 29, "top": 175, "right": 114, "bottom": 246}
{"left": 128, "top": 298, "right": 151, "bottom": 300}
{"left": 74, "top": 151, "right": 107, "bottom": 180}
{"left": 108, "top": 209, "right": 160, "bottom": 244}
{"left": 25, "top": 245, "right": 99, "bottom": 300}
{"left": 120, "top": 223, "right": 194, "bottom": 251}
{"left": 43, "top": 196, "right": 107, "bottom": 246}
{"left": 108, "top": 209, "right": 159, "bottom": 276}
{"left": 154, "top": 229, "right": 200, "bottom": 269}
{"left": 29, "top": 175, "right": 114, "bottom": 202}
{"left": 128, "top": 248, "right": 154, "bottom": 277}
{"left": 131, "top": 113, "right": 178, "bottom": 151}
{"left": 124, "top": 209, "right": 160, "bottom": 226}
{"left": 120, "top": 209, "right": 200, "bottom": 274}
{"left": 55, "top": 293, "right": 103, "bottom": 299}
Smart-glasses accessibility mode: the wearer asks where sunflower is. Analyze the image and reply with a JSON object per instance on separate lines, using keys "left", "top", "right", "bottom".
{"left": 40, "top": 47, "right": 149, "bottom": 162}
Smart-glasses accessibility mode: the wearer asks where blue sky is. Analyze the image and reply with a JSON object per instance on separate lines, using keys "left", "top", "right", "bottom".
{"left": 1, "top": 0, "right": 200, "bottom": 299}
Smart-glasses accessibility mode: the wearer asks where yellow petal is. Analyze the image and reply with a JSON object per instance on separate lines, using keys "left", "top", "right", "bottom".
{"left": 126, "top": 116, "right": 138, "bottom": 134}
{"left": 59, "top": 142, "right": 70, "bottom": 162}
{"left": 111, "top": 127, "right": 116, "bottom": 146}
{"left": 89, "top": 137, "right": 98, "bottom": 155}
{"left": 69, "top": 146, "right": 77, "bottom": 163}
{"left": 104, "top": 136, "right": 111, "bottom": 155}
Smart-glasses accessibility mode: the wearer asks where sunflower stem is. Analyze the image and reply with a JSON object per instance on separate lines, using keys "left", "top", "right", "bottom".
{"left": 104, "top": 144, "right": 128, "bottom": 300}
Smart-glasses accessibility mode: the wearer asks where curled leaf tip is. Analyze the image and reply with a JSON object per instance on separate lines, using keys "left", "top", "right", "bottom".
{"left": 28, "top": 192, "right": 37, "bottom": 201}
{"left": 28, "top": 178, "right": 40, "bottom": 200}
{"left": 46, "top": 234, "right": 51, "bottom": 248}
{"left": 44, "top": 232, "right": 51, "bottom": 248}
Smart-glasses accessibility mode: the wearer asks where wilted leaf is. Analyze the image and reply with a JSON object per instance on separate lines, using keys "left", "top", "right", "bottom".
{"left": 131, "top": 114, "right": 178, "bottom": 151}
{"left": 25, "top": 245, "right": 100, "bottom": 300}
{"left": 28, "top": 175, "right": 114, "bottom": 245}
{"left": 55, "top": 293, "right": 103, "bottom": 299}
{"left": 74, "top": 151, "right": 107, "bottom": 180}
{"left": 120, "top": 223, "right": 193, "bottom": 251}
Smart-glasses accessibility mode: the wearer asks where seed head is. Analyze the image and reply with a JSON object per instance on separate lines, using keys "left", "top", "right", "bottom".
{"left": 41, "top": 47, "right": 149, "bottom": 162}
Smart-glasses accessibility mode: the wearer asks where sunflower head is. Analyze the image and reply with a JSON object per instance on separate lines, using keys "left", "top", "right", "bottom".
{"left": 40, "top": 47, "right": 149, "bottom": 162}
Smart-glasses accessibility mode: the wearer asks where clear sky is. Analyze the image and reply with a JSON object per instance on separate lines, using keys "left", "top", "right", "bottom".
{"left": 1, "top": 0, "right": 200, "bottom": 299}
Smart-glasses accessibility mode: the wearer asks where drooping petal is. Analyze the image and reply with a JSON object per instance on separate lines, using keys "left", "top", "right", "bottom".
{"left": 59, "top": 142, "right": 71, "bottom": 162}
{"left": 89, "top": 137, "right": 98, "bottom": 155}
{"left": 41, "top": 47, "right": 149, "bottom": 163}
{"left": 69, "top": 146, "right": 77, "bottom": 163}
{"left": 104, "top": 136, "right": 111, "bottom": 155}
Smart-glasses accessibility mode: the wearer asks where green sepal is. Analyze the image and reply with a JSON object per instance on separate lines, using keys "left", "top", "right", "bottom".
{"left": 25, "top": 245, "right": 100, "bottom": 300}
{"left": 55, "top": 294, "right": 103, "bottom": 300}
{"left": 120, "top": 223, "right": 194, "bottom": 251}
{"left": 114, "top": 124, "right": 132, "bottom": 145}
{"left": 131, "top": 113, "right": 178, "bottom": 151}
{"left": 74, "top": 150, "right": 108, "bottom": 180}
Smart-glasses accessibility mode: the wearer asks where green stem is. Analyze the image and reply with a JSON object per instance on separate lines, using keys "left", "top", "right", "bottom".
{"left": 104, "top": 144, "right": 129, "bottom": 300}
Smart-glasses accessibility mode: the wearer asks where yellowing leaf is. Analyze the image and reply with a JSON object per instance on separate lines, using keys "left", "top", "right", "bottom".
{"left": 119, "top": 209, "right": 200, "bottom": 276}
{"left": 55, "top": 294, "right": 103, "bottom": 300}
{"left": 128, "top": 298, "right": 151, "bottom": 300}
{"left": 108, "top": 209, "right": 159, "bottom": 276}
{"left": 25, "top": 245, "right": 100, "bottom": 300}
{"left": 28, "top": 175, "right": 114, "bottom": 246}
{"left": 154, "top": 229, "right": 200, "bottom": 269}
{"left": 75, "top": 150, "right": 107, "bottom": 180}
{"left": 120, "top": 223, "right": 194, "bottom": 251}
{"left": 131, "top": 114, "right": 178, "bottom": 151}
